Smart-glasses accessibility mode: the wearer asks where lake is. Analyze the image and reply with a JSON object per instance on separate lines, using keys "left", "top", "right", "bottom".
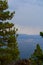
{"left": 17, "top": 34, "right": 43, "bottom": 59}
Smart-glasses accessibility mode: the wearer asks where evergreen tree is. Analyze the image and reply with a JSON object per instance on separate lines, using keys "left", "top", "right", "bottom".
{"left": 0, "top": 0, "right": 19, "bottom": 65}
{"left": 40, "top": 32, "right": 43, "bottom": 37}
{"left": 30, "top": 44, "right": 43, "bottom": 65}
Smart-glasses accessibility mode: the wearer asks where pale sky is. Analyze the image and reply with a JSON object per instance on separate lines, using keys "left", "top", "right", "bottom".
{"left": 8, "top": 0, "right": 43, "bottom": 35}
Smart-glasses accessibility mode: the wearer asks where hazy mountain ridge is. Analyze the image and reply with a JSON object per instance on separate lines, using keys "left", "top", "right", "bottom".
{"left": 18, "top": 34, "right": 41, "bottom": 39}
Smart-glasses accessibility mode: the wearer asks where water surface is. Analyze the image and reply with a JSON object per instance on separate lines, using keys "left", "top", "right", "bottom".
{"left": 18, "top": 34, "right": 43, "bottom": 59}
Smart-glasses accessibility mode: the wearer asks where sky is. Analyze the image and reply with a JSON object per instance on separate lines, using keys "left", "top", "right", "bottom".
{"left": 8, "top": 0, "right": 43, "bottom": 35}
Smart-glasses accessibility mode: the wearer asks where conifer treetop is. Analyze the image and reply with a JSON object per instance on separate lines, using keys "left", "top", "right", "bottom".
{"left": 0, "top": 0, "right": 15, "bottom": 21}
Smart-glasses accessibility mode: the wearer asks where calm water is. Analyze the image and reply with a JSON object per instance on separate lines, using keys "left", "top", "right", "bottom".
{"left": 17, "top": 34, "right": 43, "bottom": 59}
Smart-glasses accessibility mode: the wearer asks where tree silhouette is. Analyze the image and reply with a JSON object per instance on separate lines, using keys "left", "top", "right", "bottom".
{"left": 40, "top": 32, "right": 43, "bottom": 37}
{"left": 0, "top": 0, "right": 19, "bottom": 65}
{"left": 30, "top": 44, "right": 43, "bottom": 65}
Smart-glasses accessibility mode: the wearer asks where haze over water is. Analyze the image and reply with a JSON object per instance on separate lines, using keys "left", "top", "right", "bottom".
{"left": 18, "top": 34, "right": 43, "bottom": 59}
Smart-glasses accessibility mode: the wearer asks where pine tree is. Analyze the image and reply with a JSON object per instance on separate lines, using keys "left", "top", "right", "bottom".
{"left": 30, "top": 44, "right": 43, "bottom": 65}
{"left": 0, "top": 0, "right": 19, "bottom": 65}
{"left": 40, "top": 32, "right": 43, "bottom": 37}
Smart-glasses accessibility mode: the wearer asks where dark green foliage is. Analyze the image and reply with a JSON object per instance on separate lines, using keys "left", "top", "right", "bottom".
{"left": 0, "top": 0, "right": 8, "bottom": 11}
{"left": 0, "top": 0, "right": 15, "bottom": 20}
{"left": 40, "top": 32, "right": 43, "bottom": 37}
{"left": 30, "top": 44, "right": 43, "bottom": 65}
{"left": 0, "top": 0, "right": 19, "bottom": 65}
{"left": 15, "top": 59, "right": 31, "bottom": 65}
